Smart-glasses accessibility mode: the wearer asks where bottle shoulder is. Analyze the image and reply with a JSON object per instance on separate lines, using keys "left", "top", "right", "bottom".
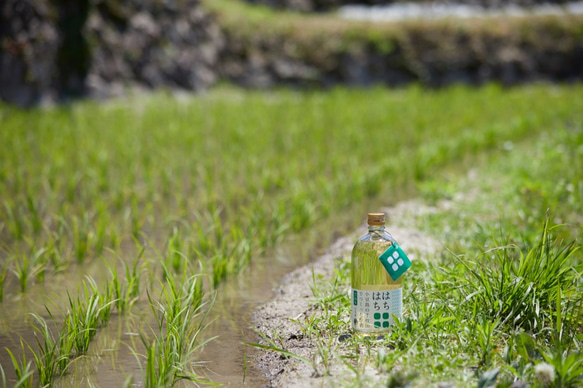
{"left": 357, "top": 230, "right": 396, "bottom": 244}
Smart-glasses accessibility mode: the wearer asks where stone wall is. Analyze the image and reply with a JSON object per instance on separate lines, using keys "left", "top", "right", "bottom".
{"left": 0, "top": 0, "right": 582, "bottom": 107}
{"left": 0, "top": 0, "right": 223, "bottom": 106}
{"left": 216, "top": 8, "right": 583, "bottom": 89}
{"left": 86, "top": 0, "right": 224, "bottom": 98}
{"left": 0, "top": 0, "right": 59, "bottom": 106}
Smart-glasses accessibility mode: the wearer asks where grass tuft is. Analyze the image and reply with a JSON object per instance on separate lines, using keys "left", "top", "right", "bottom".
{"left": 442, "top": 219, "right": 580, "bottom": 333}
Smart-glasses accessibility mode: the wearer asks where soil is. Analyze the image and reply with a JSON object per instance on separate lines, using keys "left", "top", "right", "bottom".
{"left": 252, "top": 199, "right": 444, "bottom": 387}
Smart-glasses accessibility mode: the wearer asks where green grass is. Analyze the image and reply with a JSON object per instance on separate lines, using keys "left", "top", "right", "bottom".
{"left": 0, "top": 84, "right": 582, "bottom": 385}
{"left": 280, "top": 118, "right": 583, "bottom": 386}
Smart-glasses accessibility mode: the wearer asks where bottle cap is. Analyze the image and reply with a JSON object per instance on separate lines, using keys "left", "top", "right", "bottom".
{"left": 367, "top": 212, "right": 385, "bottom": 226}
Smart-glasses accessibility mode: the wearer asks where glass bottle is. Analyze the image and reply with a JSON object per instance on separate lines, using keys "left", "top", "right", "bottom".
{"left": 351, "top": 212, "right": 402, "bottom": 337}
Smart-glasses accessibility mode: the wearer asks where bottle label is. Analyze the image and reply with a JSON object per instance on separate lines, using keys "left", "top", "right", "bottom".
{"left": 351, "top": 288, "right": 402, "bottom": 331}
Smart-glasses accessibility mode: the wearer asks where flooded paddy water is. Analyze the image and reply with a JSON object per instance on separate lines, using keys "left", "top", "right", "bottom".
{"left": 0, "top": 198, "right": 382, "bottom": 386}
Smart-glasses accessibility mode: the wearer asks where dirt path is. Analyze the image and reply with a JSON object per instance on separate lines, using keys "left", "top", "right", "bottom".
{"left": 252, "top": 199, "right": 444, "bottom": 387}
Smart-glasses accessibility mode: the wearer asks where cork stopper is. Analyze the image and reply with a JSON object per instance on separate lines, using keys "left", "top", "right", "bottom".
{"left": 367, "top": 212, "right": 385, "bottom": 226}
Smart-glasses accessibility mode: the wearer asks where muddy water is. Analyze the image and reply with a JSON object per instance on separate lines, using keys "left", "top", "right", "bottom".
{"left": 196, "top": 213, "right": 363, "bottom": 386}
{"left": 0, "top": 199, "right": 391, "bottom": 386}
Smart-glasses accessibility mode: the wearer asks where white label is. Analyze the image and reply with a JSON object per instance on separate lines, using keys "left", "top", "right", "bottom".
{"left": 351, "top": 288, "right": 402, "bottom": 331}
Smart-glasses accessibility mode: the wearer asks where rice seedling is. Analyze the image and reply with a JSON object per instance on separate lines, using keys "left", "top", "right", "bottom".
{"left": 12, "top": 252, "right": 31, "bottom": 294}
{"left": 44, "top": 237, "right": 66, "bottom": 274}
{"left": 140, "top": 265, "right": 211, "bottom": 387}
{"left": 64, "top": 291, "right": 100, "bottom": 356}
{"left": 93, "top": 206, "right": 109, "bottom": 256}
{"left": 166, "top": 227, "right": 185, "bottom": 274}
{"left": 72, "top": 215, "right": 91, "bottom": 264}
{"left": 28, "top": 313, "right": 68, "bottom": 386}
{"left": 0, "top": 262, "right": 7, "bottom": 302}
{"left": 4, "top": 341, "right": 34, "bottom": 388}
{"left": 2, "top": 200, "right": 24, "bottom": 241}
{"left": 25, "top": 193, "right": 42, "bottom": 236}
{"left": 62, "top": 277, "right": 115, "bottom": 356}
{"left": 107, "top": 252, "right": 143, "bottom": 313}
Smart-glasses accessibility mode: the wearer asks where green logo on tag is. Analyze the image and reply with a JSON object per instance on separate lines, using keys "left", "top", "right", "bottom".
{"left": 379, "top": 242, "right": 411, "bottom": 281}
{"left": 353, "top": 290, "right": 358, "bottom": 306}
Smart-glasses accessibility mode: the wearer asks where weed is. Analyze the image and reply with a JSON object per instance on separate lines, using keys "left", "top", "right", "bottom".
{"left": 444, "top": 220, "right": 579, "bottom": 333}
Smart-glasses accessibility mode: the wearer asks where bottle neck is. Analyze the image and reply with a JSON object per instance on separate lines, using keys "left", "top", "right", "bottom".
{"left": 368, "top": 225, "right": 385, "bottom": 233}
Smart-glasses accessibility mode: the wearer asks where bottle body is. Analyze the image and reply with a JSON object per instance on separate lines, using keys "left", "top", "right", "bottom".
{"left": 351, "top": 224, "right": 402, "bottom": 336}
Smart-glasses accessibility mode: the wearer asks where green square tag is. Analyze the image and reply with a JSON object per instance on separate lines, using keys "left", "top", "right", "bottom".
{"left": 379, "top": 242, "right": 411, "bottom": 281}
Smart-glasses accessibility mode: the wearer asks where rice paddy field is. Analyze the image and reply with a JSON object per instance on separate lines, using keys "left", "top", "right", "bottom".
{"left": 0, "top": 83, "right": 582, "bottom": 387}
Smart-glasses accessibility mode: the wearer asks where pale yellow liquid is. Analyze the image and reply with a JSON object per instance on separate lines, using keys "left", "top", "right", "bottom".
{"left": 351, "top": 229, "right": 402, "bottom": 336}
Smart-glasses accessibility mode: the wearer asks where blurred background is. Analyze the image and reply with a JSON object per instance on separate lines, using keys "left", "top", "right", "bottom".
{"left": 1, "top": 0, "right": 582, "bottom": 106}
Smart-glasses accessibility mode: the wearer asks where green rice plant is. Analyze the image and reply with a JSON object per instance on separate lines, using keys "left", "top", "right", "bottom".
{"left": 32, "top": 247, "right": 48, "bottom": 284}
{"left": 210, "top": 250, "right": 229, "bottom": 288}
{"left": 62, "top": 277, "right": 114, "bottom": 356}
{"left": 0, "top": 262, "right": 7, "bottom": 302}
{"left": 90, "top": 277, "right": 115, "bottom": 327}
{"left": 107, "top": 251, "right": 143, "bottom": 313}
{"left": 290, "top": 194, "right": 317, "bottom": 232}
{"left": 194, "top": 222, "right": 214, "bottom": 257}
{"left": 130, "top": 195, "right": 146, "bottom": 239}
{"left": 123, "top": 256, "right": 142, "bottom": 311}
{"left": 64, "top": 291, "right": 100, "bottom": 355}
{"left": 228, "top": 228, "right": 252, "bottom": 275}
{"left": 140, "top": 265, "right": 210, "bottom": 387}
{"left": 44, "top": 239, "right": 66, "bottom": 274}
{"left": 72, "top": 215, "right": 92, "bottom": 264}
{"left": 11, "top": 246, "right": 48, "bottom": 293}
{"left": 2, "top": 200, "right": 23, "bottom": 240}
{"left": 25, "top": 193, "right": 42, "bottom": 236}
{"left": 4, "top": 341, "right": 34, "bottom": 388}
{"left": 55, "top": 329, "right": 74, "bottom": 376}
{"left": 93, "top": 205, "right": 109, "bottom": 256}
{"left": 28, "top": 313, "right": 69, "bottom": 386}
{"left": 166, "top": 227, "right": 184, "bottom": 273}
{"left": 12, "top": 252, "right": 31, "bottom": 293}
